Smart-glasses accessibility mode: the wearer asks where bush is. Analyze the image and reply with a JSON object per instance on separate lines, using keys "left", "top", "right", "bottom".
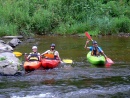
{"left": 114, "top": 16, "right": 130, "bottom": 33}
{"left": 0, "top": 0, "right": 130, "bottom": 36}
{"left": 0, "top": 23, "right": 17, "bottom": 36}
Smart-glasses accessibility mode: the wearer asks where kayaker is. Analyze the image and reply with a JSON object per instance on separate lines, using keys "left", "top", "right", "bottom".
{"left": 84, "top": 40, "right": 107, "bottom": 59}
{"left": 26, "top": 46, "right": 41, "bottom": 61}
{"left": 41, "top": 43, "right": 61, "bottom": 60}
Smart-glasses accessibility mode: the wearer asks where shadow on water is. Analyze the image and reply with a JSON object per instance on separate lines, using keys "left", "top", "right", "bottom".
{"left": 0, "top": 35, "right": 130, "bottom": 98}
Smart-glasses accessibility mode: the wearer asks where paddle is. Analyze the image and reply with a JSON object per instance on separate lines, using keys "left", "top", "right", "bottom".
{"left": 13, "top": 51, "right": 23, "bottom": 57}
{"left": 44, "top": 54, "right": 73, "bottom": 64}
{"left": 13, "top": 51, "right": 29, "bottom": 57}
{"left": 13, "top": 52, "right": 54, "bottom": 58}
{"left": 41, "top": 53, "right": 73, "bottom": 63}
{"left": 13, "top": 51, "right": 73, "bottom": 64}
{"left": 62, "top": 59, "right": 73, "bottom": 64}
{"left": 85, "top": 32, "right": 93, "bottom": 41}
{"left": 85, "top": 32, "right": 114, "bottom": 65}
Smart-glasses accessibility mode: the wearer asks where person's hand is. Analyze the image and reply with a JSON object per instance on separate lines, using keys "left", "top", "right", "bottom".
{"left": 105, "top": 56, "right": 108, "bottom": 60}
{"left": 40, "top": 54, "right": 44, "bottom": 58}
{"left": 86, "top": 39, "right": 90, "bottom": 44}
{"left": 24, "top": 53, "right": 28, "bottom": 55}
{"left": 84, "top": 39, "right": 89, "bottom": 48}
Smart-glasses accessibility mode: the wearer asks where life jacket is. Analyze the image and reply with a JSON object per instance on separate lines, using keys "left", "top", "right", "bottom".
{"left": 91, "top": 47, "right": 100, "bottom": 56}
{"left": 29, "top": 52, "right": 39, "bottom": 61}
{"left": 48, "top": 50, "right": 55, "bottom": 55}
{"left": 46, "top": 50, "right": 58, "bottom": 59}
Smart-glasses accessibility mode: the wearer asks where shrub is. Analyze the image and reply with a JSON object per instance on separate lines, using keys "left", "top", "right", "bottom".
{"left": 115, "top": 16, "right": 130, "bottom": 33}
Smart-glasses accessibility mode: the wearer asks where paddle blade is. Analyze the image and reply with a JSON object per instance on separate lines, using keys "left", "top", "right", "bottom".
{"left": 62, "top": 59, "right": 73, "bottom": 64}
{"left": 85, "top": 32, "right": 93, "bottom": 41}
{"left": 13, "top": 52, "right": 22, "bottom": 57}
{"left": 105, "top": 58, "right": 113, "bottom": 67}
{"left": 44, "top": 54, "right": 54, "bottom": 58}
{"left": 106, "top": 58, "right": 114, "bottom": 64}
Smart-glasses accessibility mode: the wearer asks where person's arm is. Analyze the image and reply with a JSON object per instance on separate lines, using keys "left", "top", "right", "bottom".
{"left": 37, "top": 53, "right": 41, "bottom": 61}
{"left": 102, "top": 51, "right": 107, "bottom": 59}
{"left": 26, "top": 53, "right": 31, "bottom": 61}
{"left": 24, "top": 53, "right": 28, "bottom": 61}
{"left": 41, "top": 50, "right": 49, "bottom": 56}
{"left": 98, "top": 47, "right": 107, "bottom": 59}
{"left": 54, "top": 51, "right": 61, "bottom": 60}
{"left": 84, "top": 40, "right": 90, "bottom": 50}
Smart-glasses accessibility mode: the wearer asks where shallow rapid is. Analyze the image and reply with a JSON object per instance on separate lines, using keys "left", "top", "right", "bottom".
{"left": 0, "top": 35, "right": 130, "bottom": 98}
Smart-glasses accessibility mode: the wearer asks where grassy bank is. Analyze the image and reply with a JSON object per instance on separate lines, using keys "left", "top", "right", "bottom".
{"left": 0, "top": 0, "right": 130, "bottom": 36}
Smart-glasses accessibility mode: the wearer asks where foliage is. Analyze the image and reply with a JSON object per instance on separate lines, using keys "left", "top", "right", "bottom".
{"left": 0, "top": 57, "right": 6, "bottom": 61}
{"left": 114, "top": 16, "right": 130, "bottom": 33}
{"left": 0, "top": 0, "right": 130, "bottom": 36}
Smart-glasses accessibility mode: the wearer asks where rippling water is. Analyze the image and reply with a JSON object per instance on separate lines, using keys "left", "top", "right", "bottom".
{"left": 0, "top": 35, "right": 130, "bottom": 98}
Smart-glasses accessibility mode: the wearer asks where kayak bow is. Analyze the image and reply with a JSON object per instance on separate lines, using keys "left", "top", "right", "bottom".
{"left": 23, "top": 61, "right": 41, "bottom": 71}
{"left": 41, "top": 58, "right": 60, "bottom": 69}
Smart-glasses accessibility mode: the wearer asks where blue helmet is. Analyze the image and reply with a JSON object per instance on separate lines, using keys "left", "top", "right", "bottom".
{"left": 50, "top": 43, "right": 55, "bottom": 47}
{"left": 92, "top": 41, "right": 97, "bottom": 44}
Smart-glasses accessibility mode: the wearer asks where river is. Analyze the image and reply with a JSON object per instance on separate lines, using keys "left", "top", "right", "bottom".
{"left": 0, "top": 35, "right": 130, "bottom": 98}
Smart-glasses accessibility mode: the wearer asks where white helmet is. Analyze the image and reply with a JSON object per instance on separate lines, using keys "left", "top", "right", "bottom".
{"left": 32, "top": 46, "right": 37, "bottom": 49}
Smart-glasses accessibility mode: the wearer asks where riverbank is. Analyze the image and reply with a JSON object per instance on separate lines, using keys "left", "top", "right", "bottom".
{"left": 37, "top": 32, "right": 130, "bottom": 38}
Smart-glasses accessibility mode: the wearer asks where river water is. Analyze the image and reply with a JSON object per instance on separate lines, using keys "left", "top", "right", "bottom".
{"left": 0, "top": 35, "right": 130, "bottom": 98}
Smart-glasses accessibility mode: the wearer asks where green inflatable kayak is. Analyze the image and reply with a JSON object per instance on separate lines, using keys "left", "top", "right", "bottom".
{"left": 87, "top": 51, "right": 106, "bottom": 65}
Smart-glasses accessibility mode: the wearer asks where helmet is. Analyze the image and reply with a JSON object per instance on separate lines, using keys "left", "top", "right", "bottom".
{"left": 92, "top": 41, "right": 97, "bottom": 44}
{"left": 50, "top": 43, "right": 55, "bottom": 47}
{"left": 32, "top": 46, "right": 37, "bottom": 49}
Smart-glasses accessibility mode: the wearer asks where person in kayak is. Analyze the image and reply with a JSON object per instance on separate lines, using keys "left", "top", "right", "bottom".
{"left": 84, "top": 40, "right": 107, "bottom": 58}
{"left": 26, "top": 46, "right": 41, "bottom": 61}
{"left": 41, "top": 43, "right": 61, "bottom": 60}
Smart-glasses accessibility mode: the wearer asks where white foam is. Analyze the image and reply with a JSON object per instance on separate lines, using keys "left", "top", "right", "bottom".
{"left": 11, "top": 93, "right": 56, "bottom": 98}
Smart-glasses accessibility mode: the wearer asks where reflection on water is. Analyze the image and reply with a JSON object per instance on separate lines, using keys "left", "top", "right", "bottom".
{"left": 0, "top": 35, "right": 130, "bottom": 98}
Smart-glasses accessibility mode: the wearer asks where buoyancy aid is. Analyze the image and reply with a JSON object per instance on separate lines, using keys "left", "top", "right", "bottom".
{"left": 46, "top": 50, "right": 58, "bottom": 59}
{"left": 29, "top": 52, "right": 39, "bottom": 61}
{"left": 91, "top": 47, "right": 100, "bottom": 56}
{"left": 48, "top": 50, "right": 55, "bottom": 54}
